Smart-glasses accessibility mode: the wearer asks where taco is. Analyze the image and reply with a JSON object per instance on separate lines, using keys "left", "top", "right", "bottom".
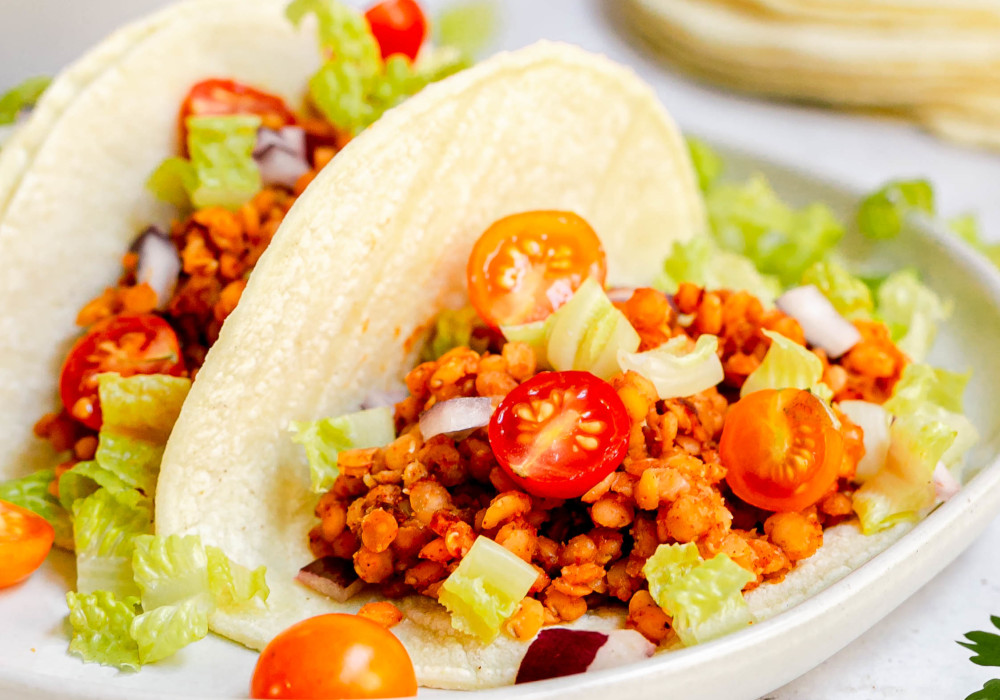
{"left": 153, "top": 38, "right": 975, "bottom": 693}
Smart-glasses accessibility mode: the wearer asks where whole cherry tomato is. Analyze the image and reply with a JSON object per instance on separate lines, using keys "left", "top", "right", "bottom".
{"left": 489, "top": 370, "right": 630, "bottom": 499}
{"left": 720, "top": 388, "right": 844, "bottom": 512}
{"left": 179, "top": 79, "right": 296, "bottom": 147}
{"left": 365, "top": 0, "right": 428, "bottom": 61}
{"left": 250, "top": 613, "right": 417, "bottom": 699}
{"left": 0, "top": 500, "right": 54, "bottom": 588}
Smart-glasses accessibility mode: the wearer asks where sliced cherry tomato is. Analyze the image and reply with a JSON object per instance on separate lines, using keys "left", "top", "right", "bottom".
{"left": 720, "top": 389, "right": 844, "bottom": 512}
{"left": 489, "top": 370, "right": 629, "bottom": 499}
{"left": 365, "top": 0, "right": 428, "bottom": 61}
{"left": 0, "top": 500, "right": 54, "bottom": 588}
{"left": 59, "top": 313, "right": 184, "bottom": 430}
{"left": 179, "top": 79, "right": 296, "bottom": 147}
{"left": 250, "top": 613, "right": 417, "bottom": 699}
{"left": 467, "top": 211, "right": 608, "bottom": 328}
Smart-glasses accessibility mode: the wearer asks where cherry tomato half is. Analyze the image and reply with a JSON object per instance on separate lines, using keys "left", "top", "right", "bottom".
{"left": 59, "top": 313, "right": 184, "bottom": 430}
{"left": 179, "top": 79, "right": 296, "bottom": 148}
{"left": 489, "top": 371, "right": 630, "bottom": 499}
{"left": 365, "top": 0, "right": 428, "bottom": 61}
{"left": 250, "top": 613, "right": 417, "bottom": 699}
{"left": 720, "top": 389, "right": 844, "bottom": 512}
{"left": 0, "top": 500, "right": 55, "bottom": 588}
{"left": 467, "top": 211, "right": 608, "bottom": 328}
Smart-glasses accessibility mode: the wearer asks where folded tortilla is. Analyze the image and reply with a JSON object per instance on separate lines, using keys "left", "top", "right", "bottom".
{"left": 0, "top": 0, "right": 317, "bottom": 479}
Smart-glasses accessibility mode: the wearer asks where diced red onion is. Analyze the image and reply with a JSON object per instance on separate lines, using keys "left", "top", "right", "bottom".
{"left": 606, "top": 287, "right": 637, "bottom": 303}
{"left": 131, "top": 226, "right": 181, "bottom": 310}
{"left": 360, "top": 386, "right": 409, "bottom": 410}
{"left": 254, "top": 126, "right": 310, "bottom": 190}
{"left": 516, "top": 628, "right": 655, "bottom": 684}
{"left": 776, "top": 285, "right": 861, "bottom": 359}
{"left": 838, "top": 400, "right": 891, "bottom": 483}
{"left": 296, "top": 557, "right": 364, "bottom": 602}
{"left": 933, "top": 461, "right": 961, "bottom": 502}
{"left": 418, "top": 396, "right": 493, "bottom": 440}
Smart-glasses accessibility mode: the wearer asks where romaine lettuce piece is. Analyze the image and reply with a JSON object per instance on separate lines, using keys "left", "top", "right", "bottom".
{"left": 949, "top": 214, "right": 1000, "bottom": 269}
{"left": 800, "top": 260, "right": 874, "bottom": 320}
{"left": 206, "top": 545, "right": 269, "bottom": 611}
{"left": 740, "top": 330, "right": 832, "bottom": 401}
{"left": 130, "top": 597, "right": 210, "bottom": 665}
{"left": 643, "top": 543, "right": 754, "bottom": 646}
{"left": 423, "top": 306, "right": 485, "bottom": 361}
{"left": 73, "top": 488, "right": 153, "bottom": 597}
{"left": 655, "top": 235, "right": 781, "bottom": 306}
{"left": 290, "top": 406, "right": 396, "bottom": 493}
{"left": 0, "top": 469, "right": 72, "bottom": 548}
{"left": 686, "top": 136, "right": 723, "bottom": 192}
{"left": 500, "top": 319, "right": 550, "bottom": 369}
{"left": 438, "top": 537, "right": 538, "bottom": 642}
{"left": 146, "top": 157, "right": 196, "bottom": 209}
{"left": 0, "top": 76, "right": 50, "bottom": 125}
{"left": 58, "top": 459, "right": 141, "bottom": 513}
{"left": 618, "top": 334, "right": 723, "bottom": 399}
{"left": 876, "top": 269, "right": 950, "bottom": 362}
{"left": 98, "top": 373, "right": 191, "bottom": 443}
{"left": 186, "top": 115, "right": 263, "bottom": 210}
{"left": 857, "top": 180, "right": 934, "bottom": 240}
{"left": 66, "top": 591, "right": 141, "bottom": 671}
{"left": 435, "top": 1, "right": 499, "bottom": 60}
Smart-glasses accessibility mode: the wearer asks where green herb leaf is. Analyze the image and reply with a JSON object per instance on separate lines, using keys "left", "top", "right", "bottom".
{"left": 960, "top": 616, "right": 1000, "bottom": 667}
{"left": 966, "top": 679, "right": 1000, "bottom": 700}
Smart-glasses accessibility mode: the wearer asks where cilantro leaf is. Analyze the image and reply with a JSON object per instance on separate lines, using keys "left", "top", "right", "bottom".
{"left": 959, "top": 616, "right": 1000, "bottom": 667}
{"left": 967, "top": 679, "right": 1000, "bottom": 700}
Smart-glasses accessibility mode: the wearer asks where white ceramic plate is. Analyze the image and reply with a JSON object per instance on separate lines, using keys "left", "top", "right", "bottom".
{"left": 1, "top": 144, "right": 999, "bottom": 700}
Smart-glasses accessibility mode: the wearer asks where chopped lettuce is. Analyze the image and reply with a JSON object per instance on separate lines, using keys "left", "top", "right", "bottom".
{"left": 98, "top": 373, "right": 191, "bottom": 443}
{"left": 643, "top": 543, "right": 754, "bottom": 646}
{"left": 59, "top": 459, "right": 143, "bottom": 513}
{"left": 800, "top": 260, "right": 874, "bottom": 320}
{"left": 435, "top": 1, "right": 499, "bottom": 60}
{"left": 205, "top": 545, "right": 269, "bottom": 611}
{"left": 545, "top": 278, "right": 639, "bottom": 380}
{"left": 66, "top": 591, "right": 141, "bottom": 671}
{"left": 0, "top": 76, "right": 50, "bottom": 125}
{"left": 290, "top": 406, "right": 396, "bottom": 493}
{"left": 949, "top": 213, "right": 1000, "bottom": 270}
{"left": 131, "top": 597, "right": 210, "bottom": 665}
{"left": 655, "top": 235, "right": 781, "bottom": 306}
{"left": 686, "top": 136, "right": 723, "bottom": 192}
{"left": 706, "top": 174, "right": 843, "bottom": 287}
{"left": 500, "top": 320, "right": 550, "bottom": 369}
{"left": 876, "top": 269, "right": 950, "bottom": 362}
{"left": 438, "top": 537, "right": 537, "bottom": 642}
{"left": 740, "top": 330, "right": 832, "bottom": 401}
{"left": 422, "top": 306, "right": 486, "bottom": 361}
{"left": 857, "top": 180, "right": 934, "bottom": 240}
{"left": 0, "top": 469, "right": 72, "bottom": 549}
{"left": 618, "top": 334, "right": 723, "bottom": 399}
{"left": 73, "top": 488, "right": 153, "bottom": 597}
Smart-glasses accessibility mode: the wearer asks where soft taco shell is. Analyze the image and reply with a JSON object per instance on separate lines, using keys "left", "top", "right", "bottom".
{"left": 0, "top": 0, "right": 317, "bottom": 479}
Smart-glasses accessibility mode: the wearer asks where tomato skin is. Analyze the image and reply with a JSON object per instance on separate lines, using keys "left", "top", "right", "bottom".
{"left": 489, "top": 371, "right": 630, "bottom": 499}
{"left": 179, "top": 79, "right": 296, "bottom": 147}
{"left": 467, "top": 211, "right": 608, "bottom": 328}
{"left": 365, "top": 0, "right": 428, "bottom": 61}
{"left": 0, "top": 500, "right": 54, "bottom": 588}
{"left": 720, "top": 389, "right": 843, "bottom": 512}
{"left": 250, "top": 613, "right": 417, "bottom": 699}
{"left": 59, "top": 313, "right": 184, "bottom": 430}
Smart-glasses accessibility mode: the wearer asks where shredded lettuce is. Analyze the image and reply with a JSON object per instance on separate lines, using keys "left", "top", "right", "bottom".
{"left": 876, "top": 269, "right": 950, "bottom": 362}
{"left": 98, "top": 373, "right": 191, "bottom": 443}
{"left": 66, "top": 591, "right": 141, "bottom": 671}
{"left": 686, "top": 136, "right": 724, "bottom": 192}
{"left": 73, "top": 488, "right": 153, "bottom": 597}
{"left": 800, "top": 260, "right": 874, "bottom": 320}
{"left": 500, "top": 320, "right": 550, "bottom": 369}
{"left": 949, "top": 213, "right": 1000, "bottom": 270}
{"left": 290, "top": 406, "right": 396, "bottom": 493}
{"left": 0, "top": 76, "right": 50, "bottom": 125}
{"left": 857, "top": 180, "right": 934, "bottom": 240}
{"left": 740, "top": 330, "right": 832, "bottom": 401}
{"left": 618, "top": 334, "right": 723, "bottom": 399}
{"left": 422, "top": 306, "right": 487, "bottom": 361}
{"left": 205, "top": 545, "right": 269, "bottom": 610}
{"left": 0, "top": 469, "right": 73, "bottom": 549}
{"left": 643, "top": 543, "right": 754, "bottom": 646}
{"left": 438, "top": 537, "right": 537, "bottom": 642}
{"left": 706, "top": 174, "right": 843, "bottom": 287}
{"left": 655, "top": 235, "right": 781, "bottom": 306}
{"left": 435, "top": 1, "right": 499, "bottom": 60}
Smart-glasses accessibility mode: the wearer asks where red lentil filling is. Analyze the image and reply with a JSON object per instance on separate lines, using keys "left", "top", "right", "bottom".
{"left": 308, "top": 283, "right": 908, "bottom": 644}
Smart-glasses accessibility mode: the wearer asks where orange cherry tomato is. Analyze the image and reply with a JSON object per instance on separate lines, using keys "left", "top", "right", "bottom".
{"left": 179, "top": 79, "right": 296, "bottom": 147}
{"left": 59, "top": 313, "right": 184, "bottom": 430}
{"left": 0, "top": 500, "right": 54, "bottom": 588}
{"left": 489, "top": 371, "right": 630, "bottom": 499}
{"left": 467, "top": 211, "right": 607, "bottom": 328}
{"left": 365, "top": 0, "right": 428, "bottom": 61}
{"left": 250, "top": 613, "right": 417, "bottom": 699}
{"left": 720, "top": 389, "right": 844, "bottom": 512}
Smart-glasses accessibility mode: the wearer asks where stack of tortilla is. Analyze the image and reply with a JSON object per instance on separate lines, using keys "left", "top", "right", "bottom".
{"left": 623, "top": 0, "right": 1000, "bottom": 149}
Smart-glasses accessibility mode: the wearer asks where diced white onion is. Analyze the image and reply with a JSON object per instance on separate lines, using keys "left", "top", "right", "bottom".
{"left": 588, "top": 630, "right": 656, "bottom": 672}
{"left": 132, "top": 227, "right": 181, "bottom": 310}
{"left": 606, "top": 287, "right": 637, "bottom": 303}
{"left": 932, "top": 461, "right": 961, "bottom": 502}
{"left": 776, "top": 285, "right": 861, "bottom": 359}
{"left": 838, "top": 400, "right": 891, "bottom": 483}
{"left": 419, "top": 396, "right": 494, "bottom": 440}
{"left": 254, "top": 126, "right": 310, "bottom": 190}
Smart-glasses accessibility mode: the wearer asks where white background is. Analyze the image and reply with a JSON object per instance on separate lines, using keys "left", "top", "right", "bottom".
{"left": 1, "top": 0, "right": 999, "bottom": 697}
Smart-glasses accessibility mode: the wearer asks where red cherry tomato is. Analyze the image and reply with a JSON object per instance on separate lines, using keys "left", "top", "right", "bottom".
{"left": 720, "top": 389, "right": 844, "bottom": 512}
{"left": 250, "top": 613, "right": 418, "bottom": 699}
{"left": 489, "top": 371, "right": 630, "bottom": 499}
{"left": 0, "top": 500, "right": 54, "bottom": 588}
{"left": 179, "top": 79, "right": 296, "bottom": 147}
{"left": 365, "top": 0, "right": 428, "bottom": 61}
{"left": 59, "top": 313, "right": 184, "bottom": 430}
{"left": 467, "top": 211, "right": 608, "bottom": 328}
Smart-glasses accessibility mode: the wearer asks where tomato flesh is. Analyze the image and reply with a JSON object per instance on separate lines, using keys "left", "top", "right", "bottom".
{"left": 720, "top": 389, "right": 843, "bottom": 512}
{"left": 59, "top": 313, "right": 184, "bottom": 430}
{"left": 489, "top": 371, "right": 629, "bottom": 499}
{"left": 250, "top": 613, "right": 417, "bottom": 699}
{"left": 179, "top": 79, "right": 296, "bottom": 148}
{"left": 467, "top": 211, "right": 607, "bottom": 328}
{"left": 0, "top": 500, "right": 54, "bottom": 588}
{"left": 365, "top": 0, "right": 428, "bottom": 61}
